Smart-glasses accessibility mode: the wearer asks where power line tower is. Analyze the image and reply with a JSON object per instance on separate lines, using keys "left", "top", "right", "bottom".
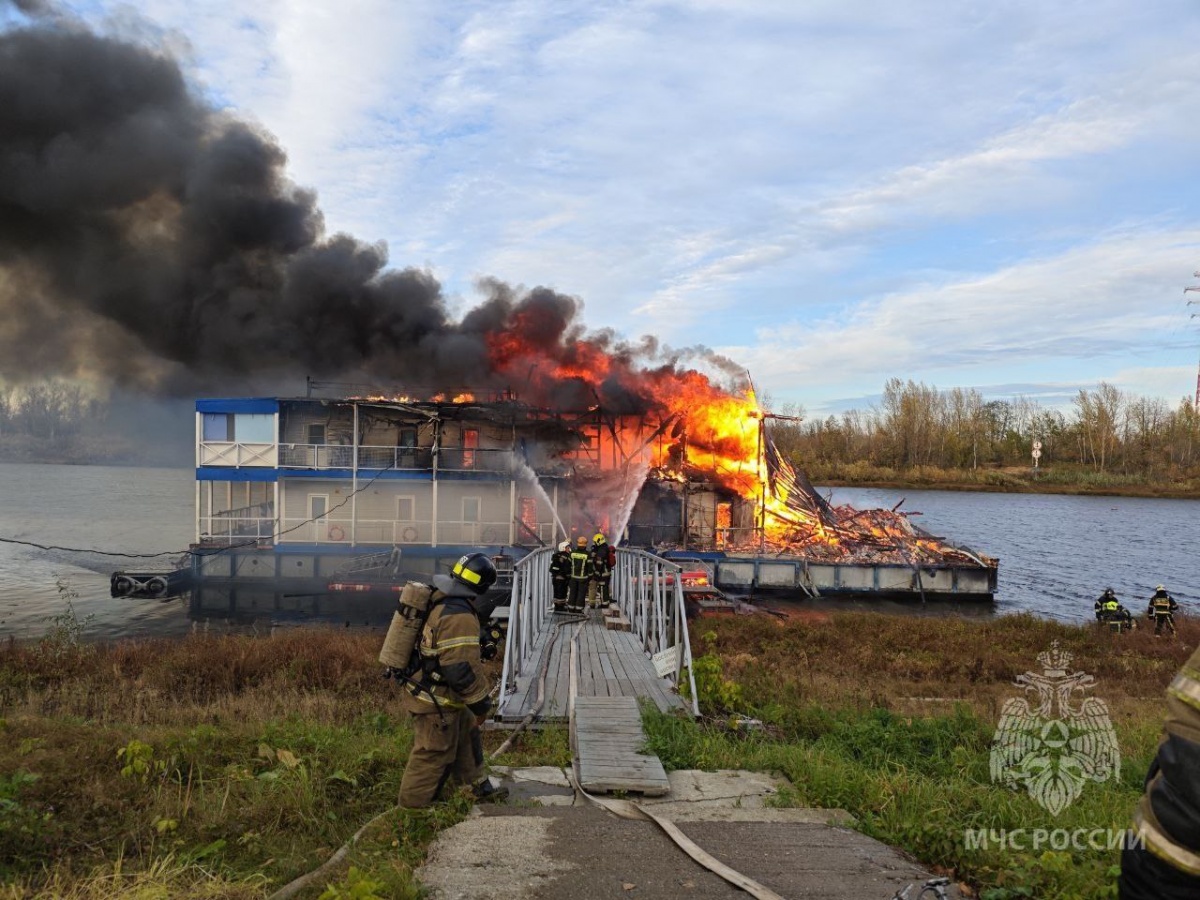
{"left": 1186, "top": 272, "right": 1200, "bottom": 409}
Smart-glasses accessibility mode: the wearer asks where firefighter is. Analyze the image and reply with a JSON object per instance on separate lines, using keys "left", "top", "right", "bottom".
{"left": 1147, "top": 585, "right": 1179, "bottom": 637}
{"left": 567, "top": 536, "right": 592, "bottom": 612}
{"left": 1096, "top": 587, "right": 1119, "bottom": 623}
{"left": 397, "top": 552, "right": 505, "bottom": 808}
{"left": 588, "top": 531, "right": 615, "bottom": 609}
{"left": 1119, "top": 643, "right": 1200, "bottom": 898}
{"left": 1106, "top": 603, "right": 1136, "bottom": 634}
{"left": 549, "top": 541, "right": 571, "bottom": 611}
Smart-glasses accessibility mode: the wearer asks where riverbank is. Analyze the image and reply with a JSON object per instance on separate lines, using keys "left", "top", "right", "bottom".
{"left": 0, "top": 614, "right": 1191, "bottom": 898}
{"left": 810, "top": 461, "right": 1200, "bottom": 499}
{"left": 0, "top": 436, "right": 187, "bottom": 469}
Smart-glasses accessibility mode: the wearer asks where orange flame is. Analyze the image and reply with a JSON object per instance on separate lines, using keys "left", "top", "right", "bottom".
{"left": 478, "top": 323, "right": 990, "bottom": 566}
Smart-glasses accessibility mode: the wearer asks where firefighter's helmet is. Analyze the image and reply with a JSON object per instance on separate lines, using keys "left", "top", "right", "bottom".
{"left": 558, "top": 541, "right": 570, "bottom": 552}
{"left": 593, "top": 532, "right": 607, "bottom": 545}
{"left": 576, "top": 536, "right": 588, "bottom": 547}
{"left": 450, "top": 553, "right": 497, "bottom": 595}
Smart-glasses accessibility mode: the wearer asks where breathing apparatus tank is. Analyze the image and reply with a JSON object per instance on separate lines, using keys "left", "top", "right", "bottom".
{"left": 378, "top": 581, "right": 436, "bottom": 672}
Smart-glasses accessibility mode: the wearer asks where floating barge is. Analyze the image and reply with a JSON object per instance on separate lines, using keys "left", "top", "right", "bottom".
{"left": 666, "top": 551, "right": 997, "bottom": 602}
{"left": 175, "top": 389, "right": 997, "bottom": 618}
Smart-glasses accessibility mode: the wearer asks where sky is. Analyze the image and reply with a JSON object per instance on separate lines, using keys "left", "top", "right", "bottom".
{"left": 12, "top": 0, "right": 1200, "bottom": 415}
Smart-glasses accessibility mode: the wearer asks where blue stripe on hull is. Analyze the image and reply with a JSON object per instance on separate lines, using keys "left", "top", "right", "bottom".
{"left": 196, "top": 467, "right": 278, "bottom": 482}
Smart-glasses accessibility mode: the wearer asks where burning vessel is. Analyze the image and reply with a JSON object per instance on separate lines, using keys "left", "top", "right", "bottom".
{"left": 186, "top": 376, "right": 997, "bottom": 606}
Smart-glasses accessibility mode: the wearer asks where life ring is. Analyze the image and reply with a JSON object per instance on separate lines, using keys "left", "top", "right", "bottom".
{"left": 328, "top": 525, "right": 346, "bottom": 541}
{"left": 401, "top": 526, "right": 419, "bottom": 542}
{"left": 146, "top": 576, "right": 169, "bottom": 597}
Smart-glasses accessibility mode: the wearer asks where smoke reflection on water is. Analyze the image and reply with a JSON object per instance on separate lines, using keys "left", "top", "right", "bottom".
{"left": 0, "top": 462, "right": 1197, "bottom": 639}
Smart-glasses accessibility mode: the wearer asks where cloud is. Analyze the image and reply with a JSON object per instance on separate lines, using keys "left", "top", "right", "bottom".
{"left": 742, "top": 227, "right": 1200, "bottom": 409}
{"left": 9, "top": 1, "right": 1200, "bottom": 408}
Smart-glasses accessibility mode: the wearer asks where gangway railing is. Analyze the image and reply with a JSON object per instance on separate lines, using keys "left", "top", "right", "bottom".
{"left": 497, "top": 547, "right": 699, "bottom": 717}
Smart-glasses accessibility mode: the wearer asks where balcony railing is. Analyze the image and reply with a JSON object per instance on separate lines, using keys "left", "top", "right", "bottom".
{"left": 276, "top": 443, "right": 512, "bottom": 473}
{"left": 278, "top": 444, "right": 356, "bottom": 468}
{"left": 199, "top": 441, "right": 277, "bottom": 467}
{"left": 271, "top": 517, "right": 558, "bottom": 546}
{"left": 199, "top": 516, "right": 276, "bottom": 545}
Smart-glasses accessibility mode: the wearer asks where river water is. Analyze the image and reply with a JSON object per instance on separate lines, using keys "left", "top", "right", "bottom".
{"left": 0, "top": 462, "right": 1196, "bottom": 639}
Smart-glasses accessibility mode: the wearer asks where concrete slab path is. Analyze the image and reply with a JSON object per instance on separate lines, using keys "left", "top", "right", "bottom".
{"left": 418, "top": 768, "right": 962, "bottom": 900}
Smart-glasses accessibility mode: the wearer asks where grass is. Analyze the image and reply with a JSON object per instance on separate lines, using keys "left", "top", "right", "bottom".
{"left": 1, "top": 607, "right": 1192, "bottom": 898}
{"left": 655, "top": 613, "right": 1198, "bottom": 900}
{"left": 0, "top": 627, "right": 494, "bottom": 898}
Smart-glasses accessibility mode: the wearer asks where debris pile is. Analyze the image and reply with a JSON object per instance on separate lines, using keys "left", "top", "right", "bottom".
{"left": 711, "top": 433, "right": 995, "bottom": 569}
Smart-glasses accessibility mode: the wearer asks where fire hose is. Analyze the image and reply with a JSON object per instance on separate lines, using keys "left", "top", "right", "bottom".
{"left": 266, "top": 611, "right": 586, "bottom": 900}
{"left": 269, "top": 610, "right": 783, "bottom": 900}
{"left": 562, "top": 626, "right": 787, "bottom": 900}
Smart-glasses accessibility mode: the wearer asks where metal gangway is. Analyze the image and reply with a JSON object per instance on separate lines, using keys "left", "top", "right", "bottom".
{"left": 496, "top": 547, "right": 699, "bottom": 721}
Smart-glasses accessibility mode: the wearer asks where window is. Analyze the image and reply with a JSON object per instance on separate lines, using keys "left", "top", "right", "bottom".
{"left": 202, "top": 413, "right": 231, "bottom": 441}
{"left": 201, "top": 413, "right": 273, "bottom": 442}
{"left": 309, "top": 495, "right": 329, "bottom": 522}
{"left": 396, "top": 496, "right": 415, "bottom": 522}
{"left": 308, "top": 424, "right": 327, "bottom": 445}
{"left": 462, "top": 429, "right": 478, "bottom": 468}
{"left": 716, "top": 502, "right": 732, "bottom": 547}
{"left": 462, "top": 497, "right": 481, "bottom": 523}
{"left": 519, "top": 497, "right": 538, "bottom": 540}
{"left": 397, "top": 428, "right": 418, "bottom": 468}
{"left": 236, "top": 414, "right": 274, "bottom": 443}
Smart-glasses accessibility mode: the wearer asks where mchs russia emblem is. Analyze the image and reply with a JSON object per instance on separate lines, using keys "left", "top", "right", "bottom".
{"left": 990, "top": 641, "right": 1120, "bottom": 816}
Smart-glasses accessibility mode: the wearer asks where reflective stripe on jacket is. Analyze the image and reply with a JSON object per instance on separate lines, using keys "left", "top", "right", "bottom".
{"left": 569, "top": 550, "right": 592, "bottom": 580}
{"left": 549, "top": 551, "right": 570, "bottom": 580}
{"left": 590, "top": 545, "right": 612, "bottom": 580}
{"left": 1152, "top": 596, "right": 1177, "bottom": 615}
{"left": 403, "top": 593, "right": 491, "bottom": 714}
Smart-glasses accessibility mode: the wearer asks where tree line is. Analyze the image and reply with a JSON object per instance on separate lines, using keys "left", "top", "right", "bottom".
{"left": 769, "top": 378, "right": 1200, "bottom": 478}
{"left": 0, "top": 381, "right": 102, "bottom": 442}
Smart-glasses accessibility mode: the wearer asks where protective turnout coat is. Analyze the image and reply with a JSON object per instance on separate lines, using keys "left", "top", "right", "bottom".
{"left": 550, "top": 550, "right": 570, "bottom": 583}
{"left": 1120, "top": 645, "right": 1200, "bottom": 898}
{"left": 401, "top": 579, "right": 492, "bottom": 717}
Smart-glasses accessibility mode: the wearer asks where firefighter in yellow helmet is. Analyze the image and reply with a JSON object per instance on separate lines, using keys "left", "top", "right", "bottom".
{"left": 1096, "top": 587, "right": 1118, "bottom": 623}
{"left": 1119, "top": 644, "right": 1200, "bottom": 897}
{"left": 588, "top": 532, "right": 615, "bottom": 610}
{"left": 1096, "top": 588, "right": 1135, "bottom": 633}
{"left": 397, "top": 552, "right": 505, "bottom": 807}
{"left": 567, "top": 536, "right": 592, "bottom": 612}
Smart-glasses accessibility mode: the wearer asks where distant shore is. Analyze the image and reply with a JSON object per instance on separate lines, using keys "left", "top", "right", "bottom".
{"left": 808, "top": 463, "right": 1200, "bottom": 500}
{"left": 819, "top": 477, "right": 1200, "bottom": 500}
{"left": 3, "top": 442, "right": 1198, "bottom": 500}
{"left": 0, "top": 437, "right": 188, "bottom": 469}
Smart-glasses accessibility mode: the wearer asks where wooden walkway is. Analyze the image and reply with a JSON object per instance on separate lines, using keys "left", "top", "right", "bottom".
{"left": 573, "top": 696, "right": 670, "bottom": 796}
{"left": 498, "top": 613, "right": 686, "bottom": 723}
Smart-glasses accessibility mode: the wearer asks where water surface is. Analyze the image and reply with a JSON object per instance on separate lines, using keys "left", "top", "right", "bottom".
{"left": 0, "top": 462, "right": 1195, "bottom": 638}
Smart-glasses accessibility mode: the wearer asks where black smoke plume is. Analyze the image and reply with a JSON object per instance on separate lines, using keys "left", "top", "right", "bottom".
{"left": 0, "top": 8, "right": 747, "bottom": 411}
